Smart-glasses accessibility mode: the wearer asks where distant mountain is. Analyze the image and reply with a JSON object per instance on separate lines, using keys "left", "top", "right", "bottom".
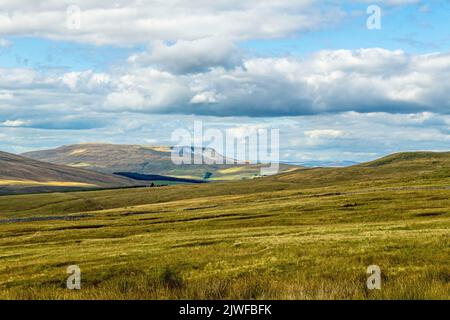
{"left": 284, "top": 160, "right": 358, "bottom": 167}
{"left": 0, "top": 151, "right": 139, "bottom": 195}
{"left": 22, "top": 143, "right": 299, "bottom": 180}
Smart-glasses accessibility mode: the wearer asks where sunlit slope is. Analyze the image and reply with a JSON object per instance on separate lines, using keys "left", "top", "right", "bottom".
{"left": 0, "top": 151, "right": 138, "bottom": 194}
{"left": 271, "top": 151, "right": 450, "bottom": 187}
{"left": 22, "top": 143, "right": 298, "bottom": 180}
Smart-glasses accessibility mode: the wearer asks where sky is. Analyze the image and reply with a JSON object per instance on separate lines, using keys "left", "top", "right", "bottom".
{"left": 0, "top": 0, "right": 449, "bottom": 163}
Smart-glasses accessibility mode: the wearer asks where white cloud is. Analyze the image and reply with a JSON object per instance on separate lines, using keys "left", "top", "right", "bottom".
{"left": 227, "top": 124, "right": 271, "bottom": 139}
{"left": 0, "top": 38, "right": 11, "bottom": 48}
{"left": 305, "top": 129, "right": 347, "bottom": 139}
{"left": 1, "top": 1, "right": 423, "bottom": 47}
{"left": 1, "top": 119, "right": 28, "bottom": 127}
{"left": 129, "top": 37, "right": 241, "bottom": 74}
{"left": 61, "top": 71, "right": 110, "bottom": 91}
{"left": 0, "top": 1, "right": 343, "bottom": 46}
{"left": 2, "top": 49, "right": 450, "bottom": 118}
{"left": 190, "top": 91, "right": 221, "bottom": 104}
{"left": 103, "top": 68, "right": 192, "bottom": 112}
{"left": 0, "top": 92, "right": 14, "bottom": 100}
{"left": 0, "top": 68, "right": 36, "bottom": 87}
{"left": 104, "top": 90, "right": 145, "bottom": 110}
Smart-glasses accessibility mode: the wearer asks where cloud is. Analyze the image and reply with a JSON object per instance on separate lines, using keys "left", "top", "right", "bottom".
{"left": 0, "top": 38, "right": 11, "bottom": 48}
{"left": 303, "top": 129, "right": 348, "bottom": 146}
{"left": 304, "top": 129, "right": 347, "bottom": 139}
{"left": 103, "top": 48, "right": 450, "bottom": 116}
{"left": 1, "top": 0, "right": 424, "bottom": 47}
{"left": 0, "top": 115, "right": 107, "bottom": 130}
{"left": 2, "top": 111, "right": 449, "bottom": 163}
{"left": 129, "top": 37, "right": 242, "bottom": 74}
{"left": 61, "top": 71, "right": 111, "bottom": 92}
{"left": 0, "top": 92, "right": 14, "bottom": 100}
{"left": 104, "top": 90, "right": 145, "bottom": 110}
{"left": 0, "top": 1, "right": 344, "bottom": 46}
{"left": 0, "top": 67, "right": 112, "bottom": 130}
{"left": 2, "top": 49, "right": 450, "bottom": 119}
{"left": 0, "top": 68, "right": 37, "bottom": 88}
{"left": 190, "top": 91, "right": 221, "bottom": 104}
{"left": 1, "top": 119, "right": 28, "bottom": 127}
{"left": 355, "top": 0, "right": 420, "bottom": 4}
{"left": 103, "top": 68, "right": 191, "bottom": 112}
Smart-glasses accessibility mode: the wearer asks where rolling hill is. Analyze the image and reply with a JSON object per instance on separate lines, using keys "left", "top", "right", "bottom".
{"left": 22, "top": 143, "right": 298, "bottom": 180}
{"left": 360, "top": 151, "right": 450, "bottom": 167}
{"left": 5, "top": 150, "right": 449, "bottom": 212}
{"left": 0, "top": 151, "right": 139, "bottom": 194}
{"left": 269, "top": 151, "right": 450, "bottom": 186}
{"left": 0, "top": 151, "right": 448, "bottom": 299}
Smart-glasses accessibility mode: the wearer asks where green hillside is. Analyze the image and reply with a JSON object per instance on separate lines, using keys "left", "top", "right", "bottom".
{"left": 0, "top": 152, "right": 448, "bottom": 299}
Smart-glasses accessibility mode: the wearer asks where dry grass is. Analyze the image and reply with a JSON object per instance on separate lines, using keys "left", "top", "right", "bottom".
{"left": 0, "top": 179, "right": 97, "bottom": 187}
{"left": 0, "top": 153, "right": 449, "bottom": 299}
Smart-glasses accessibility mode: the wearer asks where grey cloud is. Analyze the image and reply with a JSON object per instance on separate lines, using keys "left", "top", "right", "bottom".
{"left": 109, "top": 49, "right": 450, "bottom": 116}
{"left": 4, "top": 49, "right": 450, "bottom": 119}
{"left": 128, "top": 37, "right": 242, "bottom": 74}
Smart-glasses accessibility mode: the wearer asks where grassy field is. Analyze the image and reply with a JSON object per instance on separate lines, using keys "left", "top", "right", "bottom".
{"left": 0, "top": 152, "right": 448, "bottom": 299}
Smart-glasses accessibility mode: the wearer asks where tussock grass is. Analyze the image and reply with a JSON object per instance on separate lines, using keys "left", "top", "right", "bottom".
{"left": 0, "top": 154, "right": 449, "bottom": 299}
